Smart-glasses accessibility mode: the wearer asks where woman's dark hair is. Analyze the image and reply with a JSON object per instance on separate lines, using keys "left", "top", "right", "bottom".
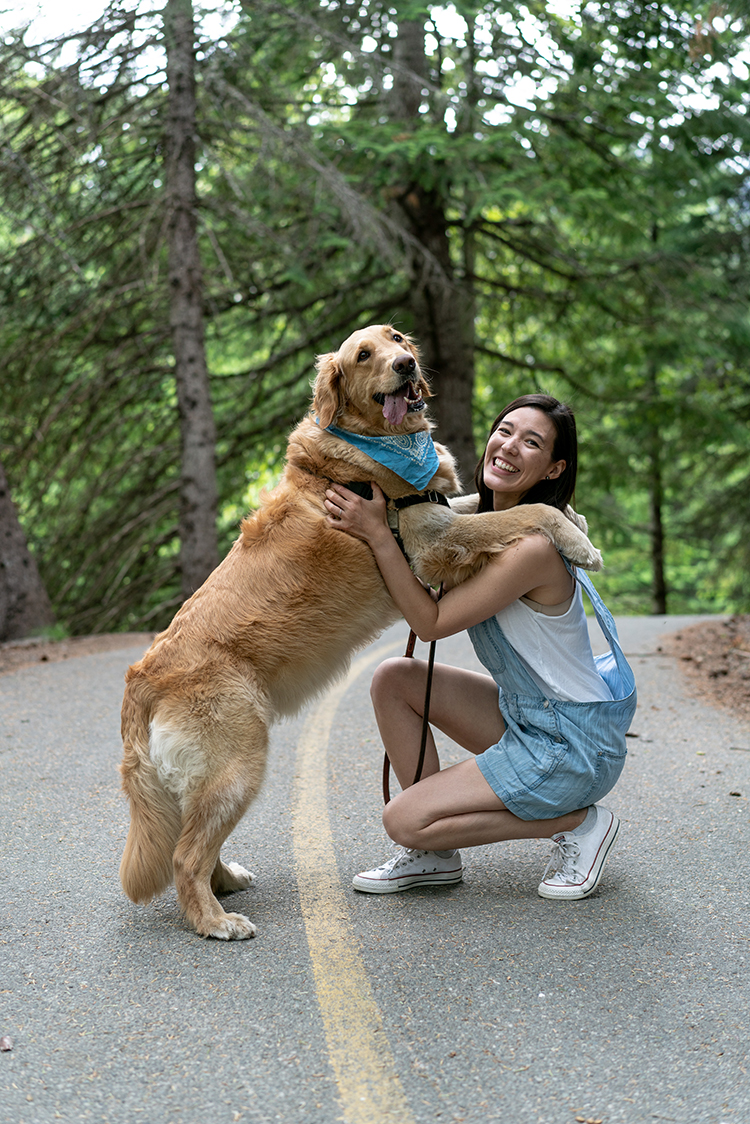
{"left": 473, "top": 394, "right": 578, "bottom": 514}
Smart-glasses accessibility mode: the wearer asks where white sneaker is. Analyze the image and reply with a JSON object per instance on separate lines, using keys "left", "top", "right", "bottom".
{"left": 352, "top": 848, "right": 463, "bottom": 894}
{"left": 538, "top": 806, "right": 620, "bottom": 900}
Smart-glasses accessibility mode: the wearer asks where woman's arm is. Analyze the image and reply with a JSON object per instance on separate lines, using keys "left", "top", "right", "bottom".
{"left": 324, "top": 483, "right": 569, "bottom": 642}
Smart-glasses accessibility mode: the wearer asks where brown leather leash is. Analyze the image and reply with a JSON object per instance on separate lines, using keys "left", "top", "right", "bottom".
{"left": 382, "top": 585, "right": 443, "bottom": 804}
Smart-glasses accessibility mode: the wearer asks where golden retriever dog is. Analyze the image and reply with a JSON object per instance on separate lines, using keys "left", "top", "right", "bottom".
{"left": 119, "top": 324, "right": 602, "bottom": 940}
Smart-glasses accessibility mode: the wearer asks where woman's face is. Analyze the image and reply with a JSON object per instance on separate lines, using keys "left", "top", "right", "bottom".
{"left": 483, "top": 406, "right": 566, "bottom": 510}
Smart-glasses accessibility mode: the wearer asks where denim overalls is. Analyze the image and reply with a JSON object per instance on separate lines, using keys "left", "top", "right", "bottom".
{"left": 467, "top": 561, "right": 637, "bottom": 821}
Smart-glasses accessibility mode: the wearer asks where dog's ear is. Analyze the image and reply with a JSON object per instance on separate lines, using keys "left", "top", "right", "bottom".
{"left": 313, "top": 352, "right": 344, "bottom": 429}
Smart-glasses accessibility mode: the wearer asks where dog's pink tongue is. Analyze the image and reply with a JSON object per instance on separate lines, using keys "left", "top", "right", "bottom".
{"left": 383, "top": 392, "right": 408, "bottom": 426}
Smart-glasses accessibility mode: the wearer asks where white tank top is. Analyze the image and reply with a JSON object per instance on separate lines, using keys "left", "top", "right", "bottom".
{"left": 494, "top": 585, "right": 613, "bottom": 703}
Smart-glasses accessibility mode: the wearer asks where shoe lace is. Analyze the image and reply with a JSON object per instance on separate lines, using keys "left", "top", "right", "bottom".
{"left": 543, "top": 836, "right": 581, "bottom": 882}
{"left": 379, "top": 846, "right": 418, "bottom": 873}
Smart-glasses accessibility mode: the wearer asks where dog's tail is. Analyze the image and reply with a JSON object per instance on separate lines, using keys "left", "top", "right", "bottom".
{"left": 118, "top": 677, "right": 182, "bottom": 904}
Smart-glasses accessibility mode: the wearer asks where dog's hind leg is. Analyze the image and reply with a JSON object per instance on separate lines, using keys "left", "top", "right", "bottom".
{"left": 173, "top": 769, "right": 264, "bottom": 939}
{"left": 172, "top": 715, "right": 268, "bottom": 940}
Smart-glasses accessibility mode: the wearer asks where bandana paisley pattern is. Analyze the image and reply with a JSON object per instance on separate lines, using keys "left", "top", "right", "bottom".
{"left": 322, "top": 423, "right": 440, "bottom": 491}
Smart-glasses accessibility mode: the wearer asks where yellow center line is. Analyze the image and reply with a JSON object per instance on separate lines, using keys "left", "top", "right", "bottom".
{"left": 292, "top": 640, "right": 415, "bottom": 1124}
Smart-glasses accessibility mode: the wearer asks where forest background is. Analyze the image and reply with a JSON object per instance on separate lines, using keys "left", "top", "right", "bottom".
{"left": 1, "top": 0, "right": 749, "bottom": 642}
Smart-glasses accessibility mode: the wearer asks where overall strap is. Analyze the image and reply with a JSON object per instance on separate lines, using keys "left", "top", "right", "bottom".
{"left": 562, "top": 557, "right": 636, "bottom": 696}
{"left": 561, "top": 557, "right": 619, "bottom": 649}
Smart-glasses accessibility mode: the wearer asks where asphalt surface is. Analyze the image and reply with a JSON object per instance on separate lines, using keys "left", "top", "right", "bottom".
{"left": 1, "top": 612, "right": 748, "bottom": 1124}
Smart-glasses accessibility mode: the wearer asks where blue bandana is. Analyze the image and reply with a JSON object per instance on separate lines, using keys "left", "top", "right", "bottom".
{"left": 323, "top": 423, "right": 440, "bottom": 491}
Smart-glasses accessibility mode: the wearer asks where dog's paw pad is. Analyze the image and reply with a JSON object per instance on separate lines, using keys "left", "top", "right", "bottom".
{"left": 208, "top": 912, "right": 257, "bottom": 940}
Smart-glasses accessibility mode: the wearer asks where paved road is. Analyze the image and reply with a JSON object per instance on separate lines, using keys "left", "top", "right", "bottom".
{"left": 1, "top": 612, "right": 748, "bottom": 1124}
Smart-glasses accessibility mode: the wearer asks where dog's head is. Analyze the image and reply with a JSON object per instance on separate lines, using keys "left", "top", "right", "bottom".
{"left": 313, "top": 325, "right": 432, "bottom": 434}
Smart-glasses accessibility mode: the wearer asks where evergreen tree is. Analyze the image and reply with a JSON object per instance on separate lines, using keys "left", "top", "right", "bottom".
{"left": 0, "top": 0, "right": 748, "bottom": 631}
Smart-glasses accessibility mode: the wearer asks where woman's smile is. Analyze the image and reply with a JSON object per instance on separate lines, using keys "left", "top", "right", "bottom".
{"left": 491, "top": 456, "right": 520, "bottom": 474}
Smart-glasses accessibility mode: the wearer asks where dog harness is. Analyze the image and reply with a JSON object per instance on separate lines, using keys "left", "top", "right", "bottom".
{"left": 343, "top": 480, "right": 450, "bottom": 559}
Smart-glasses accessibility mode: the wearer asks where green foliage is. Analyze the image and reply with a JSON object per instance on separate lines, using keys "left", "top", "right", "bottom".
{"left": 1, "top": 0, "right": 749, "bottom": 631}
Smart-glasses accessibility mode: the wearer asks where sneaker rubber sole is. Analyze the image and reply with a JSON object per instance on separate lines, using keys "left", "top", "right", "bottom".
{"left": 352, "top": 866, "right": 463, "bottom": 894}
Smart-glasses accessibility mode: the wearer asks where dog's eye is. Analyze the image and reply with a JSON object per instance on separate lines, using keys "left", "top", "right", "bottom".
{"left": 392, "top": 334, "right": 403, "bottom": 343}
{"left": 357, "top": 349, "right": 370, "bottom": 362}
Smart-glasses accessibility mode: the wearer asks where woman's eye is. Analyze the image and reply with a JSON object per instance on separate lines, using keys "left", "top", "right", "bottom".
{"left": 357, "top": 349, "right": 370, "bottom": 362}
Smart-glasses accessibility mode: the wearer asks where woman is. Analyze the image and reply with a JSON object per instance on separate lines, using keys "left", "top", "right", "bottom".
{"left": 324, "top": 394, "right": 636, "bottom": 900}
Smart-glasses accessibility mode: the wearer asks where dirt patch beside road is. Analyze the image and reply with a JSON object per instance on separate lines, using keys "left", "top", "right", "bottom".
{"left": 662, "top": 615, "right": 750, "bottom": 724}
{"left": 0, "top": 633, "right": 154, "bottom": 676}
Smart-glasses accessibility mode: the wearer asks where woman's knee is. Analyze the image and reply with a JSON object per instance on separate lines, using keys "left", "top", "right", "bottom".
{"left": 383, "top": 792, "right": 422, "bottom": 849}
{"left": 370, "top": 657, "right": 426, "bottom": 708}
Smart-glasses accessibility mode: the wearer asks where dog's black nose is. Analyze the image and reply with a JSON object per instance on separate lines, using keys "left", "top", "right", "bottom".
{"left": 392, "top": 353, "right": 416, "bottom": 375}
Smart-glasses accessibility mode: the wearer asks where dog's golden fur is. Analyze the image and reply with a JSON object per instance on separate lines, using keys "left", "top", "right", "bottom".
{"left": 119, "top": 324, "right": 602, "bottom": 939}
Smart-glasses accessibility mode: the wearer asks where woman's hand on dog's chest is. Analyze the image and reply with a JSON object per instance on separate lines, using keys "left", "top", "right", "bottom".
{"left": 325, "top": 482, "right": 390, "bottom": 547}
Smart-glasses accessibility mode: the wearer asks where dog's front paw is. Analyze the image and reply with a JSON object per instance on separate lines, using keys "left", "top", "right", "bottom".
{"left": 205, "top": 912, "right": 257, "bottom": 940}
{"left": 550, "top": 513, "right": 603, "bottom": 571}
{"left": 571, "top": 539, "right": 603, "bottom": 572}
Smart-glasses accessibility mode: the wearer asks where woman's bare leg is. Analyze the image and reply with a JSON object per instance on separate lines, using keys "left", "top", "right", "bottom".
{"left": 370, "top": 657, "right": 505, "bottom": 790}
{"left": 383, "top": 757, "right": 586, "bottom": 851}
{"left": 370, "top": 656, "right": 586, "bottom": 852}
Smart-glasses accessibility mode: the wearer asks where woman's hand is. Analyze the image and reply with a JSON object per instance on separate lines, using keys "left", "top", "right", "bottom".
{"left": 324, "top": 482, "right": 390, "bottom": 546}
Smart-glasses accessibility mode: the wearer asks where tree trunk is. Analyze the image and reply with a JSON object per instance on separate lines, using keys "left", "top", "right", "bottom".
{"left": 164, "top": 0, "right": 219, "bottom": 599}
{"left": 645, "top": 358, "right": 668, "bottom": 614}
{"left": 387, "top": 19, "right": 477, "bottom": 486}
{"left": 649, "top": 484, "right": 667, "bottom": 614}
{"left": 647, "top": 430, "right": 668, "bottom": 614}
{"left": 0, "top": 460, "right": 55, "bottom": 642}
{"left": 403, "top": 192, "right": 477, "bottom": 485}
